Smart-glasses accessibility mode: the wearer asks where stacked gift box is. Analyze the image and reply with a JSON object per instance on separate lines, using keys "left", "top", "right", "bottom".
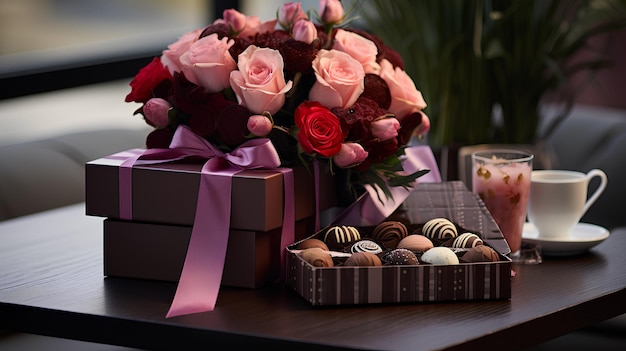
{"left": 85, "top": 149, "right": 337, "bottom": 288}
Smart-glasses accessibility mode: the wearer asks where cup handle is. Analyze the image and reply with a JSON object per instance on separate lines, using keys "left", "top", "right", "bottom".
{"left": 583, "top": 169, "right": 608, "bottom": 215}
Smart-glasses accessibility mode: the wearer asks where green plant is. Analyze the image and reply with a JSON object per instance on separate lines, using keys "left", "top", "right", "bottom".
{"left": 361, "top": 0, "right": 626, "bottom": 148}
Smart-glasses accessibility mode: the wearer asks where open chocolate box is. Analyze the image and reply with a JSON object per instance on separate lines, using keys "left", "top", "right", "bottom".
{"left": 286, "top": 181, "right": 512, "bottom": 306}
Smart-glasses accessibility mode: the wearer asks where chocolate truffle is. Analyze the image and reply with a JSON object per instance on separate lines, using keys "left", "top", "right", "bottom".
{"left": 372, "top": 221, "right": 409, "bottom": 249}
{"left": 422, "top": 218, "right": 458, "bottom": 240}
{"left": 452, "top": 233, "right": 484, "bottom": 249}
{"left": 344, "top": 252, "right": 382, "bottom": 266}
{"left": 299, "top": 248, "right": 334, "bottom": 267}
{"left": 323, "top": 225, "right": 361, "bottom": 249}
{"left": 382, "top": 248, "right": 419, "bottom": 265}
{"left": 297, "top": 238, "right": 329, "bottom": 251}
{"left": 421, "top": 247, "right": 460, "bottom": 265}
{"left": 350, "top": 240, "right": 383, "bottom": 254}
{"left": 397, "top": 234, "right": 434, "bottom": 252}
{"left": 462, "top": 245, "right": 500, "bottom": 263}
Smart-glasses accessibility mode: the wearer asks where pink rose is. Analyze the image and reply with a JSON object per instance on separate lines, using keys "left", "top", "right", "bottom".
{"left": 247, "top": 114, "right": 273, "bottom": 137}
{"left": 292, "top": 19, "right": 317, "bottom": 44}
{"left": 309, "top": 49, "right": 365, "bottom": 109}
{"left": 371, "top": 117, "right": 400, "bottom": 141}
{"left": 230, "top": 45, "right": 293, "bottom": 115}
{"left": 143, "top": 98, "right": 171, "bottom": 128}
{"left": 333, "top": 29, "right": 381, "bottom": 74}
{"left": 161, "top": 29, "right": 202, "bottom": 74}
{"left": 334, "top": 143, "right": 368, "bottom": 168}
{"left": 380, "top": 59, "right": 427, "bottom": 120}
{"left": 179, "top": 34, "right": 237, "bottom": 93}
{"left": 223, "top": 9, "right": 247, "bottom": 33}
{"left": 278, "top": 2, "right": 308, "bottom": 30}
{"left": 319, "top": 0, "right": 344, "bottom": 24}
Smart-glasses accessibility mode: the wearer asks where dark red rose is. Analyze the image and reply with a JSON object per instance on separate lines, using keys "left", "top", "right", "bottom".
{"left": 279, "top": 38, "right": 319, "bottom": 77}
{"left": 332, "top": 96, "right": 388, "bottom": 143}
{"left": 199, "top": 23, "right": 230, "bottom": 40}
{"left": 362, "top": 74, "right": 391, "bottom": 110}
{"left": 216, "top": 104, "right": 251, "bottom": 148}
{"left": 295, "top": 101, "right": 344, "bottom": 157}
{"left": 125, "top": 57, "right": 173, "bottom": 103}
{"left": 252, "top": 29, "right": 291, "bottom": 50}
{"left": 398, "top": 111, "right": 425, "bottom": 145}
{"left": 145, "top": 127, "right": 175, "bottom": 149}
{"left": 169, "top": 72, "right": 236, "bottom": 138}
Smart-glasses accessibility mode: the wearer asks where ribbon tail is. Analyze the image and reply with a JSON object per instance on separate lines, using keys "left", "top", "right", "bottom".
{"left": 166, "top": 162, "right": 234, "bottom": 318}
{"left": 277, "top": 168, "right": 295, "bottom": 283}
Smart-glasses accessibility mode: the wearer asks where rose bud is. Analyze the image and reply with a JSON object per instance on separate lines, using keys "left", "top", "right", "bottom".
{"left": 143, "top": 98, "right": 171, "bottom": 128}
{"left": 319, "top": 0, "right": 344, "bottom": 25}
{"left": 334, "top": 142, "right": 368, "bottom": 168}
{"left": 247, "top": 114, "right": 273, "bottom": 137}
{"left": 278, "top": 2, "right": 308, "bottom": 30}
{"left": 292, "top": 19, "right": 317, "bottom": 44}
{"left": 371, "top": 117, "right": 400, "bottom": 141}
{"left": 223, "top": 9, "right": 247, "bottom": 34}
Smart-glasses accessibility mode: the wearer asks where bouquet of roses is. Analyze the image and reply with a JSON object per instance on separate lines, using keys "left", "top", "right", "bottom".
{"left": 124, "top": 0, "right": 430, "bottom": 202}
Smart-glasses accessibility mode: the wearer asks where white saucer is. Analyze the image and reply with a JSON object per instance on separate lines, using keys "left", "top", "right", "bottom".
{"left": 522, "top": 222, "right": 609, "bottom": 256}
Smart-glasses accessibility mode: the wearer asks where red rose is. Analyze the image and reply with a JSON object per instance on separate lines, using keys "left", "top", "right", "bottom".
{"left": 125, "top": 57, "right": 173, "bottom": 103}
{"left": 295, "top": 101, "right": 343, "bottom": 157}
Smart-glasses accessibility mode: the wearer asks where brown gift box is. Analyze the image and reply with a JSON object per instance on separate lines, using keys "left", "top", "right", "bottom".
{"left": 103, "top": 218, "right": 314, "bottom": 288}
{"left": 286, "top": 181, "right": 512, "bottom": 306}
{"left": 85, "top": 150, "right": 337, "bottom": 232}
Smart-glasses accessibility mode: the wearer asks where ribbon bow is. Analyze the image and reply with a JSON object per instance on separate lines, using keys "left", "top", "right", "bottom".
{"left": 118, "top": 125, "right": 293, "bottom": 318}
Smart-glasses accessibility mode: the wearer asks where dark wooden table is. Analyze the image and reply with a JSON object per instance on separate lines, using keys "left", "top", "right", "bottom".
{"left": 1, "top": 203, "right": 625, "bottom": 350}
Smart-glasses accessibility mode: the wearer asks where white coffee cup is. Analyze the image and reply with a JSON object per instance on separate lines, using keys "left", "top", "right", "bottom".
{"left": 527, "top": 169, "right": 607, "bottom": 239}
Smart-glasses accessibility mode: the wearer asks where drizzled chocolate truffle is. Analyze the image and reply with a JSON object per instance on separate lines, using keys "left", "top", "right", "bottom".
{"left": 422, "top": 218, "right": 458, "bottom": 240}
{"left": 323, "top": 225, "right": 361, "bottom": 250}
{"left": 452, "top": 233, "right": 483, "bottom": 249}
{"left": 382, "top": 248, "right": 419, "bottom": 265}
{"left": 350, "top": 240, "right": 383, "bottom": 254}
{"left": 344, "top": 252, "right": 382, "bottom": 266}
{"left": 372, "top": 221, "right": 409, "bottom": 249}
{"left": 299, "top": 247, "right": 334, "bottom": 267}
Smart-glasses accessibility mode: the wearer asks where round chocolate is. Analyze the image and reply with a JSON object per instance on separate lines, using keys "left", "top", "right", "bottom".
{"left": 372, "top": 221, "right": 409, "bottom": 249}
{"left": 462, "top": 245, "right": 500, "bottom": 263}
{"left": 350, "top": 240, "right": 383, "bottom": 254}
{"left": 297, "top": 238, "right": 329, "bottom": 251}
{"left": 422, "top": 218, "right": 458, "bottom": 240}
{"left": 344, "top": 252, "right": 382, "bottom": 266}
{"left": 382, "top": 248, "right": 419, "bottom": 265}
{"left": 397, "top": 234, "right": 434, "bottom": 252}
{"left": 299, "top": 247, "right": 334, "bottom": 267}
{"left": 452, "top": 233, "right": 483, "bottom": 249}
{"left": 421, "top": 247, "right": 460, "bottom": 265}
{"left": 323, "top": 225, "right": 361, "bottom": 249}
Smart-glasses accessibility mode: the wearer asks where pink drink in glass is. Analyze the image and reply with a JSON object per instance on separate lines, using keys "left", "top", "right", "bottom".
{"left": 472, "top": 150, "right": 533, "bottom": 257}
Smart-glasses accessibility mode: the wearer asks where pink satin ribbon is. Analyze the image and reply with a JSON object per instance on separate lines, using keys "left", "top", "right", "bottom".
{"left": 112, "top": 125, "right": 294, "bottom": 318}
